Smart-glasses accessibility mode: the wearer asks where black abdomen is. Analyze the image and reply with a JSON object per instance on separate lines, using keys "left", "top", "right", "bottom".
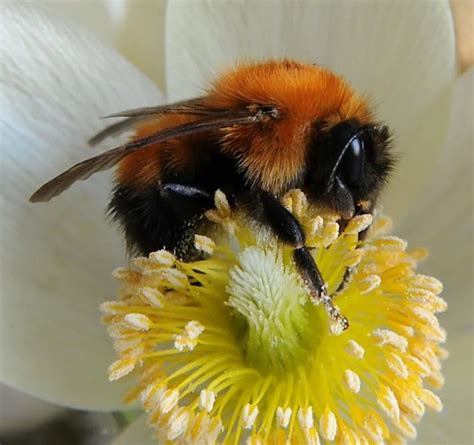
{"left": 109, "top": 150, "right": 245, "bottom": 258}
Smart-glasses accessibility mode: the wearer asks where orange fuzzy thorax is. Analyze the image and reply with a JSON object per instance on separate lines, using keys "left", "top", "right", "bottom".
{"left": 117, "top": 59, "right": 372, "bottom": 193}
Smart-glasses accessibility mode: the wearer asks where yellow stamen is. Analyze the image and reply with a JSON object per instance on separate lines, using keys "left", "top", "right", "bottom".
{"left": 149, "top": 249, "right": 175, "bottom": 267}
{"left": 373, "top": 329, "right": 408, "bottom": 351}
{"left": 358, "top": 274, "right": 382, "bottom": 294}
{"left": 377, "top": 384, "right": 400, "bottom": 421}
{"left": 108, "top": 357, "right": 136, "bottom": 381}
{"left": 344, "top": 369, "right": 361, "bottom": 393}
{"left": 123, "top": 313, "right": 152, "bottom": 331}
{"left": 167, "top": 407, "right": 190, "bottom": 440}
{"left": 194, "top": 234, "right": 216, "bottom": 255}
{"left": 319, "top": 406, "right": 337, "bottom": 441}
{"left": 199, "top": 389, "right": 216, "bottom": 413}
{"left": 159, "top": 388, "right": 180, "bottom": 414}
{"left": 139, "top": 287, "right": 165, "bottom": 308}
{"left": 297, "top": 406, "right": 314, "bottom": 430}
{"left": 242, "top": 404, "right": 259, "bottom": 429}
{"left": 276, "top": 406, "right": 292, "bottom": 429}
{"left": 346, "top": 339, "right": 365, "bottom": 359}
{"left": 344, "top": 214, "right": 373, "bottom": 234}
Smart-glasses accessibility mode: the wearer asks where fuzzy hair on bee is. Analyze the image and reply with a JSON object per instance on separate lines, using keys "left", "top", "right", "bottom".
{"left": 30, "top": 59, "right": 395, "bottom": 331}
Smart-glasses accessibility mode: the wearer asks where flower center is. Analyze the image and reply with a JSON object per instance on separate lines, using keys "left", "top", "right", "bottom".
{"left": 227, "top": 246, "right": 322, "bottom": 375}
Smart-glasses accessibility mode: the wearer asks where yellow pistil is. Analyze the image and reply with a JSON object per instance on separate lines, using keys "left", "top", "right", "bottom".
{"left": 101, "top": 190, "right": 447, "bottom": 444}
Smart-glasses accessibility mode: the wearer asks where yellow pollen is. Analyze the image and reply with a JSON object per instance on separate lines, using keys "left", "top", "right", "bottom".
{"left": 141, "top": 384, "right": 165, "bottom": 411}
{"left": 386, "top": 352, "right": 409, "bottom": 379}
{"left": 185, "top": 320, "right": 205, "bottom": 338}
{"left": 344, "top": 214, "right": 373, "bottom": 234}
{"left": 108, "top": 357, "right": 136, "bottom": 381}
{"left": 139, "top": 287, "right": 165, "bottom": 308}
{"left": 406, "top": 354, "right": 432, "bottom": 377}
{"left": 123, "top": 313, "right": 151, "bottom": 331}
{"left": 345, "top": 339, "right": 365, "bottom": 358}
{"left": 410, "top": 275, "right": 443, "bottom": 294}
{"left": 297, "top": 406, "right": 314, "bottom": 430}
{"left": 199, "top": 389, "right": 216, "bottom": 412}
{"left": 377, "top": 384, "right": 400, "bottom": 421}
{"left": 99, "top": 301, "right": 128, "bottom": 315}
{"left": 373, "top": 329, "right": 408, "bottom": 351}
{"left": 167, "top": 407, "right": 191, "bottom": 440}
{"left": 396, "top": 415, "right": 417, "bottom": 440}
{"left": 111, "top": 267, "right": 141, "bottom": 282}
{"left": 160, "top": 388, "right": 179, "bottom": 414}
{"left": 276, "top": 406, "right": 292, "bottom": 428}
{"left": 242, "top": 404, "right": 259, "bottom": 429}
{"left": 149, "top": 249, "right": 175, "bottom": 266}
{"left": 205, "top": 190, "right": 236, "bottom": 235}
{"left": 319, "top": 406, "right": 337, "bottom": 441}
{"left": 344, "top": 369, "right": 361, "bottom": 393}
{"left": 401, "top": 391, "right": 426, "bottom": 418}
{"left": 358, "top": 274, "right": 382, "bottom": 294}
{"left": 194, "top": 234, "right": 216, "bottom": 255}
{"left": 374, "top": 235, "right": 408, "bottom": 251}
{"left": 214, "top": 189, "right": 231, "bottom": 217}
{"left": 307, "top": 215, "right": 324, "bottom": 240}
{"left": 321, "top": 221, "right": 339, "bottom": 247}
{"left": 101, "top": 190, "right": 446, "bottom": 444}
{"left": 304, "top": 427, "right": 321, "bottom": 445}
{"left": 418, "top": 388, "right": 443, "bottom": 412}
{"left": 245, "top": 435, "right": 264, "bottom": 445}
{"left": 363, "top": 415, "right": 385, "bottom": 442}
{"left": 174, "top": 335, "right": 197, "bottom": 351}
{"left": 343, "top": 248, "right": 366, "bottom": 267}
{"left": 371, "top": 215, "right": 393, "bottom": 235}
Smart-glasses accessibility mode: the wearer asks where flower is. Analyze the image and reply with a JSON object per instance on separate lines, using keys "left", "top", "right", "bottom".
{"left": 0, "top": 2, "right": 471, "bottom": 444}
{"left": 102, "top": 190, "right": 447, "bottom": 443}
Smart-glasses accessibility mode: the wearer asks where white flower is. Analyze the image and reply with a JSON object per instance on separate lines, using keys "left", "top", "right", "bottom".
{"left": 0, "top": 1, "right": 471, "bottom": 444}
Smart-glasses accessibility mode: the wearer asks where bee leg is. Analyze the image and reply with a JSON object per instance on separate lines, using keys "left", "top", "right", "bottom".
{"left": 259, "top": 191, "right": 349, "bottom": 332}
{"left": 161, "top": 183, "right": 214, "bottom": 206}
{"left": 334, "top": 204, "right": 373, "bottom": 294}
{"left": 160, "top": 183, "right": 215, "bottom": 221}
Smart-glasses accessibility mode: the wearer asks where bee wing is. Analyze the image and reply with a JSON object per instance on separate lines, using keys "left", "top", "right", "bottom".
{"left": 103, "top": 97, "right": 212, "bottom": 119}
{"left": 88, "top": 97, "right": 226, "bottom": 147}
{"left": 88, "top": 116, "right": 147, "bottom": 147}
{"left": 30, "top": 111, "right": 261, "bottom": 203}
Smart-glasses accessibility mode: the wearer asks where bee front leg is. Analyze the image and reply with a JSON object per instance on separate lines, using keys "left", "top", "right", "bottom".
{"left": 259, "top": 191, "right": 349, "bottom": 333}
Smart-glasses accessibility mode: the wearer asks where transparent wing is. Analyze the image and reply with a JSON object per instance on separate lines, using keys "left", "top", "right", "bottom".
{"left": 30, "top": 111, "right": 262, "bottom": 203}
{"left": 88, "top": 97, "right": 230, "bottom": 146}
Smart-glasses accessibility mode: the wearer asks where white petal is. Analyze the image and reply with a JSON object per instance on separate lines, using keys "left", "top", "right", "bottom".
{"left": 28, "top": 0, "right": 120, "bottom": 44}
{"left": 166, "top": 1, "right": 455, "bottom": 220}
{"left": 28, "top": 1, "right": 167, "bottom": 90}
{"left": 113, "top": 416, "right": 158, "bottom": 445}
{"left": 0, "top": 383, "right": 64, "bottom": 434}
{"left": 399, "top": 69, "right": 473, "bottom": 329}
{"left": 110, "top": 0, "right": 167, "bottom": 91}
{"left": 0, "top": 5, "right": 163, "bottom": 410}
{"left": 417, "top": 333, "right": 473, "bottom": 444}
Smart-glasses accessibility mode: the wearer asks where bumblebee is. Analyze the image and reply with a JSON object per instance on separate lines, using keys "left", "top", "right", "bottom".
{"left": 31, "top": 60, "right": 394, "bottom": 330}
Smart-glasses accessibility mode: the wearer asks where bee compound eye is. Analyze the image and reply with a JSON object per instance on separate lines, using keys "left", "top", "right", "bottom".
{"left": 340, "top": 135, "right": 366, "bottom": 185}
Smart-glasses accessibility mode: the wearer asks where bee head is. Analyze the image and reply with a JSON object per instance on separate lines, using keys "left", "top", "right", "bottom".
{"left": 307, "top": 119, "right": 395, "bottom": 218}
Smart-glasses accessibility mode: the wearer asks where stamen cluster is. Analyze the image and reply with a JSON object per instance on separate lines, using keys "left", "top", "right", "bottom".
{"left": 101, "top": 190, "right": 447, "bottom": 444}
